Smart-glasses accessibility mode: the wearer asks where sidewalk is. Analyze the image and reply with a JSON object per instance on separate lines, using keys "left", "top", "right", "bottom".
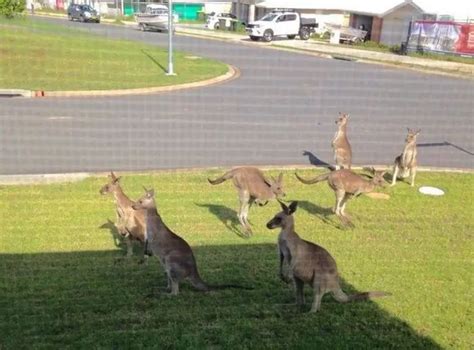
{"left": 176, "top": 24, "right": 474, "bottom": 79}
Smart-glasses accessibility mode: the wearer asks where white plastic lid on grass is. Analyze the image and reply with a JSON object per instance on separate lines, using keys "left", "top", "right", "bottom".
{"left": 419, "top": 186, "right": 445, "bottom": 196}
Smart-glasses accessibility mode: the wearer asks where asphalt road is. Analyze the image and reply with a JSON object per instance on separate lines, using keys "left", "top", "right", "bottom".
{"left": 1, "top": 17, "right": 473, "bottom": 175}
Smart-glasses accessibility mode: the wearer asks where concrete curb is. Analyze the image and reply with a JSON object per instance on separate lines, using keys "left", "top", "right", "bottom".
{"left": 1, "top": 65, "right": 239, "bottom": 98}
{"left": 1, "top": 165, "right": 472, "bottom": 185}
{"left": 0, "top": 173, "right": 90, "bottom": 185}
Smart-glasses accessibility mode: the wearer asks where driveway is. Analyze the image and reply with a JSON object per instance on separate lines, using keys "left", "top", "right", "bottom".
{"left": 1, "top": 17, "right": 473, "bottom": 174}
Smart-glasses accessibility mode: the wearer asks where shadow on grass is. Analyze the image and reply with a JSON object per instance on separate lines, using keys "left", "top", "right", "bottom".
{"left": 195, "top": 202, "right": 248, "bottom": 238}
{"left": 297, "top": 200, "right": 350, "bottom": 230}
{"left": 141, "top": 49, "right": 167, "bottom": 73}
{"left": 0, "top": 245, "right": 440, "bottom": 349}
{"left": 99, "top": 218, "right": 124, "bottom": 249}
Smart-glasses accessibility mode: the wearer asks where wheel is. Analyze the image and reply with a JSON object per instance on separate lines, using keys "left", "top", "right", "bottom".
{"left": 262, "top": 29, "right": 273, "bottom": 42}
{"left": 67, "top": 13, "right": 73, "bottom": 21}
{"left": 287, "top": 35, "right": 296, "bottom": 39}
{"left": 249, "top": 35, "right": 260, "bottom": 41}
{"left": 299, "top": 27, "right": 310, "bottom": 40}
{"left": 214, "top": 22, "right": 219, "bottom": 30}
{"left": 80, "top": 16, "right": 85, "bottom": 23}
{"left": 139, "top": 23, "right": 147, "bottom": 31}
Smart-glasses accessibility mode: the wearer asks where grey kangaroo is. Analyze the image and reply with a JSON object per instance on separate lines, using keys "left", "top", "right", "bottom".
{"left": 332, "top": 113, "right": 352, "bottom": 169}
{"left": 391, "top": 128, "right": 420, "bottom": 187}
{"left": 295, "top": 168, "right": 386, "bottom": 225}
{"left": 267, "top": 201, "right": 390, "bottom": 312}
{"left": 132, "top": 188, "right": 250, "bottom": 295}
{"left": 208, "top": 167, "right": 285, "bottom": 235}
{"left": 100, "top": 172, "right": 146, "bottom": 257}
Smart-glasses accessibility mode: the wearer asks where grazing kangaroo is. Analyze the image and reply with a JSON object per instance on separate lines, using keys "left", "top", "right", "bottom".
{"left": 295, "top": 168, "right": 386, "bottom": 225}
{"left": 267, "top": 201, "right": 390, "bottom": 312}
{"left": 208, "top": 167, "right": 285, "bottom": 235}
{"left": 99, "top": 172, "right": 146, "bottom": 257}
{"left": 332, "top": 113, "right": 352, "bottom": 169}
{"left": 132, "top": 188, "right": 250, "bottom": 295}
{"left": 391, "top": 128, "right": 420, "bottom": 187}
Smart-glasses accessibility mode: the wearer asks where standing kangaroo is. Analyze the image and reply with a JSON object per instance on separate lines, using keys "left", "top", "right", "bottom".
{"left": 208, "top": 167, "right": 285, "bottom": 235}
{"left": 332, "top": 113, "right": 352, "bottom": 169}
{"left": 132, "top": 188, "right": 250, "bottom": 295}
{"left": 267, "top": 201, "right": 390, "bottom": 313}
{"left": 99, "top": 172, "right": 146, "bottom": 257}
{"left": 295, "top": 168, "right": 386, "bottom": 225}
{"left": 391, "top": 128, "right": 420, "bottom": 187}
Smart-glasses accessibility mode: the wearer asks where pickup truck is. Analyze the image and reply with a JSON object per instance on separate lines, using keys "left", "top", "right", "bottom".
{"left": 246, "top": 9, "right": 318, "bottom": 42}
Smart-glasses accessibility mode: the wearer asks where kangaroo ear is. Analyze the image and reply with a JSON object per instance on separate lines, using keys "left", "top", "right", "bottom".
{"left": 109, "top": 171, "right": 116, "bottom": 180}
{"left": 345, "top": 114, "right": 350, "bottom": 119}
{"left": 277, "top": 172, "right": 283, "bottom": 184}
{"left": 142, "top": 185, "right": 148, "bottom": 193}
{"left": 148, "top": 188, "right": 155, "bottom": 197}
{"left": 416, "top": 129, "right": 421, "bottom": 135}
{"left": 288, "top": 201, "right": 298, "bottom": 215}
{"left": 278, "top": 200, "right": 289, "bottom": 214}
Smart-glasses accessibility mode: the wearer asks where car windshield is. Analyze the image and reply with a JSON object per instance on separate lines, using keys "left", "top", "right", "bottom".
{"left": 260, "top": 13, "right": 278, "bottom": 21}
{"left": 80, "top": 5, "right": 93, "bottom": 11}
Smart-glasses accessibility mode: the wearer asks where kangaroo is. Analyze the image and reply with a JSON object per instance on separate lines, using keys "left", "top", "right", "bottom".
{"left": 332, "top": 113, "right": 352, "bottom": 170}
{"left": 391, "top": 128, "right": 420, "bottom": 187}
{"left": 131, "top": 188, "right": 250, "bottom": 295}
{"left": 267, "top": 201, "right": 390, "bottom": 312}
{"left": 208, "top": 167, "right": 285, "bottom": 236}
{"left": 99, "top": 172, "right": 146, "bottom": 257}
{"left": 295, "top": 168, "right": 386, "bottom": 225}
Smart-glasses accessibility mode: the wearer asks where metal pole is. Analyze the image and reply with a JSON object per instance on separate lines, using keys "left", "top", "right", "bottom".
{"left": 166, "top": 0, "right": 175, "bottom": 75}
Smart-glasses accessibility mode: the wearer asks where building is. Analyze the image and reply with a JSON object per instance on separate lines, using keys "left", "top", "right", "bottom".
{"left": 249, "top": 0, "right": 428, "bottom": 45}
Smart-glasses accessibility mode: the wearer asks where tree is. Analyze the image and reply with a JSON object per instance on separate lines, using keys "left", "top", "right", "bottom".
{"left": 0, "top": 0, "right": 25, "bottom": 18}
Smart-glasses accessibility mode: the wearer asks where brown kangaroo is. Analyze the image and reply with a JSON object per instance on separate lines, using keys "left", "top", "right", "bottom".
{"left": 332, "top": 113, "right": 352, "bottom": 170}
{"left": 208, "top": 167, "right": 285, "bottom": 235}
{"left": 295, "top": 168, "right": 386, "bottom": 225}
{"left": 132, "top": 188, "right": 250, "bottom": 295}
{"left": 391, "top": 128, "right": 420, "bottom": 187}
{"left": 267, "top": 201, "right": 390, "bottom": 312}
{"left": 99, "top": 172, "right": 146, "bottom": 257}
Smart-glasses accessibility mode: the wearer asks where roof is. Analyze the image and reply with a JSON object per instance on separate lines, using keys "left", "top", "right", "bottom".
{"left": 255, "top": 0, "right": 424, "bottom": 17}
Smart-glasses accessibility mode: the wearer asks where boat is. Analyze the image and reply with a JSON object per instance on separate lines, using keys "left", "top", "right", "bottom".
{"left": 135, "top": 4, "right": 179, "bottom": 32}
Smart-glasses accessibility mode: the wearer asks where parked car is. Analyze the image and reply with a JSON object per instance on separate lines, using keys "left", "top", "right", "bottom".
{"left": 135, "top": 4, "right": 179, "bottom": 32}
{"left": 67, "top": 4, "right": 100, "bottom": 23}
{"left": 206, "top": 12, "right": 237, "bottom": 30}
{"left": 246, "top": 9, "right": 317, "bottom": 42}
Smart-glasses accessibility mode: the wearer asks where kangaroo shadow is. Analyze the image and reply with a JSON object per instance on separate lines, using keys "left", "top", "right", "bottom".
{"left": 297, "top": 200, "right": 351, "bottom": 229}
{"left": 302, "top": 150, "right": 335, "bottom": 170}
{"left": 195, "top": 203, "right": 247, "bottom": 238}
{"left": 0, "top": 245, "right": 442, "bottom": 349}
{"left": 99, "top": 219, "right": 126, "bottom": 251}
{"left": 418, "top": 141, "right": 474, "bottom": 156}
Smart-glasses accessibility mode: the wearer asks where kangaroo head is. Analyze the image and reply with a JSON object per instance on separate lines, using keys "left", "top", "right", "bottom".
{"left": 406, "top": 128, "right": 420, "bottom": 143}
{"left": 268, "top": 172, "right": 286, "bottom": 198}
{"left": 266, "top": 200, "right": 297, "bottom": 229}
{"left": 132, "top": 187, "right": 155, "bottom": 210}
{"left": 99, "top": 171, "right": 122, "bottom": 195}
{"left": 335, "top": 112, "right": 349, "bottom": 127}
{"left": 365, "top": 167, "right": 387, "bottom": 187}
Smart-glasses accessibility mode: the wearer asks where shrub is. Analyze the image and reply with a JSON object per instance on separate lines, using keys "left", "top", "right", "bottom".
{"left": 0, "top": 0, "right": 25, "bottom": 18}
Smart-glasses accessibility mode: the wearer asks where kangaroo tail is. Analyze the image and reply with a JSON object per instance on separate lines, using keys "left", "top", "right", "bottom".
{"left": 189, "top": 275, "right": 211, "bottom": 292}
{"left": 294, "top": 172, "right": 330, "bottom": 185}
{"left": 207, "top": 170, "right": 234, "bottom": 185}
{"left": 207, "top": 284, "right": 253, "bottom": 291}
{"left": 332, "top": 287, "right": 391, "bottom": 303}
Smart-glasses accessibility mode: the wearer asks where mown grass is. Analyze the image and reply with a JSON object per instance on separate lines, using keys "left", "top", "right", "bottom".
{"left": 0, "top": 169, "right": 472, "bottom": 349}
{"left": 0, "top": 17, "right": 228, "bottom": 90}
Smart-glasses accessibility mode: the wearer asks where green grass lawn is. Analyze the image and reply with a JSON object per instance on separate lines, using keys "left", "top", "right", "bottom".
{"left": 0, "top": 17, "right": 228, "bottom": 90}
{"left": 0, "top": 169, "right": 472, "bottom": 348}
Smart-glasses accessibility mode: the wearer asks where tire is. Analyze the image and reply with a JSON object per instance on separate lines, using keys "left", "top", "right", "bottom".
{"left": 287, "top": 35, "right": 296, "bottom": 39}
{"left": 249, "top": 35, "right": 260, "bottom": 41}
{"left": 139, "top": 23, "right": 147, "bottom": 32}
{"left": 262, "top": 29, "right": 273, "bottom": 42}
{"left": 80, "top": 16, "right": 85, "bottom": 23}
{"left": 214, "top": 22, "right": 219, "bottom": 30}
{"left": 67, "top": 14, "right": 73, "bottom": 21}
{"left": 299, "top": 27, "right": 310, "bottom": 40}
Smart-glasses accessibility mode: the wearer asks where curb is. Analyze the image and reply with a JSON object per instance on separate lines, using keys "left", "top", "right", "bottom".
{"left": 1, "top": 65, "right": 239, "bottom": 98}
{"left": 1, "top": 165, "right": 472, "bottom": 185}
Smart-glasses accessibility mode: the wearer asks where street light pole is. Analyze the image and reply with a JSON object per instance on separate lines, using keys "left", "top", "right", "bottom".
{"left": 166, "top": 0, "right": 175, "bottom": 75}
